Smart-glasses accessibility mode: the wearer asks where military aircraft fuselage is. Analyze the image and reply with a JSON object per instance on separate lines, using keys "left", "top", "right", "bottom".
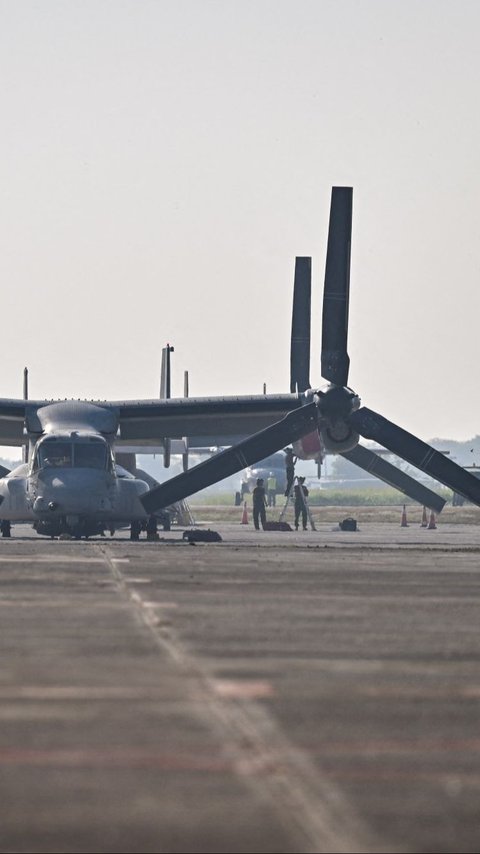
{"left": 0, "top": 402, "right": 150, "bottom": 537}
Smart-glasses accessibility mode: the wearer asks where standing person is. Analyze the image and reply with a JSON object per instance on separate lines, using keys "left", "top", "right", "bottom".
{"left": 294, "top": 476, "right": 309, "bottom": 531}
{"left": 252, "top": 478, "right": 267, "bottom": 530}
{"left": 267, "top": 472, "right": 277, "bottom": 506}
{"left": 284, "top": 448, "right": 296, "bottom": 496}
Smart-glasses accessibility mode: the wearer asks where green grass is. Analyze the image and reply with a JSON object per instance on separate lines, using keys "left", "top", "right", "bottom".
{"left": 188, "top": 500, "right": 480, "bottom": 525}
{"left": 307, "top": 487, "right": 453, "bottom": 506}
{"left": 190, "top": 487, "right": 453, "bottom": 507}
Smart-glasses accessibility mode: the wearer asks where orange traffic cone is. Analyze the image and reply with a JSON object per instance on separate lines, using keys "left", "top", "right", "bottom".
{"left": 241, "top": 501, "right": 249, "bottom": 525}
{"left": 427, "top": 511, "right": 437, "bottom": 529}
{"left": 420, "top": 506, "right": 428, "bottom": 527}
{"left": 401, "top": 504, "right": 409, "bottom": 527}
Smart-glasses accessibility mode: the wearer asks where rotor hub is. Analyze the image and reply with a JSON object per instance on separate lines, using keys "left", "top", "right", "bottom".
{"left": 313, "top": 384, "right": 361, "bottom": 453}
{"left": 316, "top": 384, "right": 360, "bottom": 420}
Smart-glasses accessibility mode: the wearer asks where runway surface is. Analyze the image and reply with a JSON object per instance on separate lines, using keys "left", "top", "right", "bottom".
{"left": 1, "top": 521, "right": 480, "bottom": 853}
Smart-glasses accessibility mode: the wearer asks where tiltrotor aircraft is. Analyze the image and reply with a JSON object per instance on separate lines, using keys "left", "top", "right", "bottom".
{"left": 1, "top": 187, "right": 479, "bottom": 538}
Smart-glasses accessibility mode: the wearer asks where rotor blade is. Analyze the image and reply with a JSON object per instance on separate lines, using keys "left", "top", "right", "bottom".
{"left": 141, "top": 402, "right": 318, "bottom": 513}
{"left": 342, "top": 444, "right": 446, "bottom": 514}
{"left": 350, "top": 407, "right": 480, "bottom": 505}
{"left": 290, "top": 257, "right": 311, "bottom": 393}
{"left": 321, "top": 186, "right": 352, "bottom": 387}
{"left": 160, "top": 343, "right": 173, "bottom": 399}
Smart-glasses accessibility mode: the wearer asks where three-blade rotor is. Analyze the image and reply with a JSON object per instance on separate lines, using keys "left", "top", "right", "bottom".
{"left": 140, "top": 186, "right": 480, "bottom": 513}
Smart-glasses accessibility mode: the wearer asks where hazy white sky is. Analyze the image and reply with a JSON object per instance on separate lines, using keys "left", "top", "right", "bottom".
{"left": 1, "top": 0, "right": 480, "bottom": 455}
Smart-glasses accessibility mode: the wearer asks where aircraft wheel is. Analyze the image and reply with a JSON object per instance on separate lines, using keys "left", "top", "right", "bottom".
{"left": 1, "top": 521, "right": 11, "bottom": 538}
{"left": 130, "top": 521, "right": 142, "bottom": 541}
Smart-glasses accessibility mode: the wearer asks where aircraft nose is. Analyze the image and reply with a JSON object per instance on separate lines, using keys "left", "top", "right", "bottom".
{"left": 34, "top": 469, "right": 113, "bottom": 514}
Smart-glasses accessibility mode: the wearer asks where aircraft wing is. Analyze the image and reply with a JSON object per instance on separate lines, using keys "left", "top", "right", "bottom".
{"left": 0, "top": 401, "right": 27, "bottom": 445}
{"left": 0, "top": 395, "right": 302, "bottom": 448}
{"left": 111, "top": 394, "right": 302, "bottom": 446}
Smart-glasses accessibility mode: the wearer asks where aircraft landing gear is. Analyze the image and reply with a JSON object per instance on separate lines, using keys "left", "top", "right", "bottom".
{"left": 146, "top": 515, "right": 158, "bottom": 541}
{"left": 0, "top": 520, "right": 11, "bottom": 538}
{"left": 130, "top": 520, "right": 142, "bottom": 541}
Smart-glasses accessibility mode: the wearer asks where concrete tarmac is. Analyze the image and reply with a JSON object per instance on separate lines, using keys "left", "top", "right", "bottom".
{"left": 1, "top": 522, "right": 480, "bottom": 853}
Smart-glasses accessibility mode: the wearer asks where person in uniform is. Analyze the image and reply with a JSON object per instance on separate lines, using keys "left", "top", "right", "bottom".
{"left": 294, "top": 476, "right": 309, "bottom": 530}
{"left": 252, "top": 478, "right": 267, "bottom": 530}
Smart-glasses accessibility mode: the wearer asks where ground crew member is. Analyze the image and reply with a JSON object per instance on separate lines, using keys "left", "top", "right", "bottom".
{"left": 252, "top": 478, "right": 267, "bottom": 530}
{"left": 294, "top": 476, "right": 309, "bottom": 531}
{"left": 267, "top": 472, "right": 277, "bottom": 506}
{"left": 284, "top": 447, "right": 296, "bottom": 496}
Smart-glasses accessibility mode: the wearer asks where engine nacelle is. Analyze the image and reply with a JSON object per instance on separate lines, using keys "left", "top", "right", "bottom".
{"left": 320, "top": 421, "right": 359, "bottom": 454}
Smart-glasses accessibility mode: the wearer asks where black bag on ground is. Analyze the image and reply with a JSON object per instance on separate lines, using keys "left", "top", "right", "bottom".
{"left": 339, "top": 517, "right": 357, "bottom": 531}
{"left": 183, "top": 529, "right": 222, "bottom": 542}
{"left": 263, "top": 521, "right": 292, "bottom": 531}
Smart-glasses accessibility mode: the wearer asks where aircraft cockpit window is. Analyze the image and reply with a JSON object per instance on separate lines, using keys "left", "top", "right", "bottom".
{"left": 38, "top": 442, "right": 73, "bottom": 469}
{"left": 74, "top": 444, "right": 107, "bottom": 470}
{"left": 34, "top": 440, "right": 109, "bottom": 471}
